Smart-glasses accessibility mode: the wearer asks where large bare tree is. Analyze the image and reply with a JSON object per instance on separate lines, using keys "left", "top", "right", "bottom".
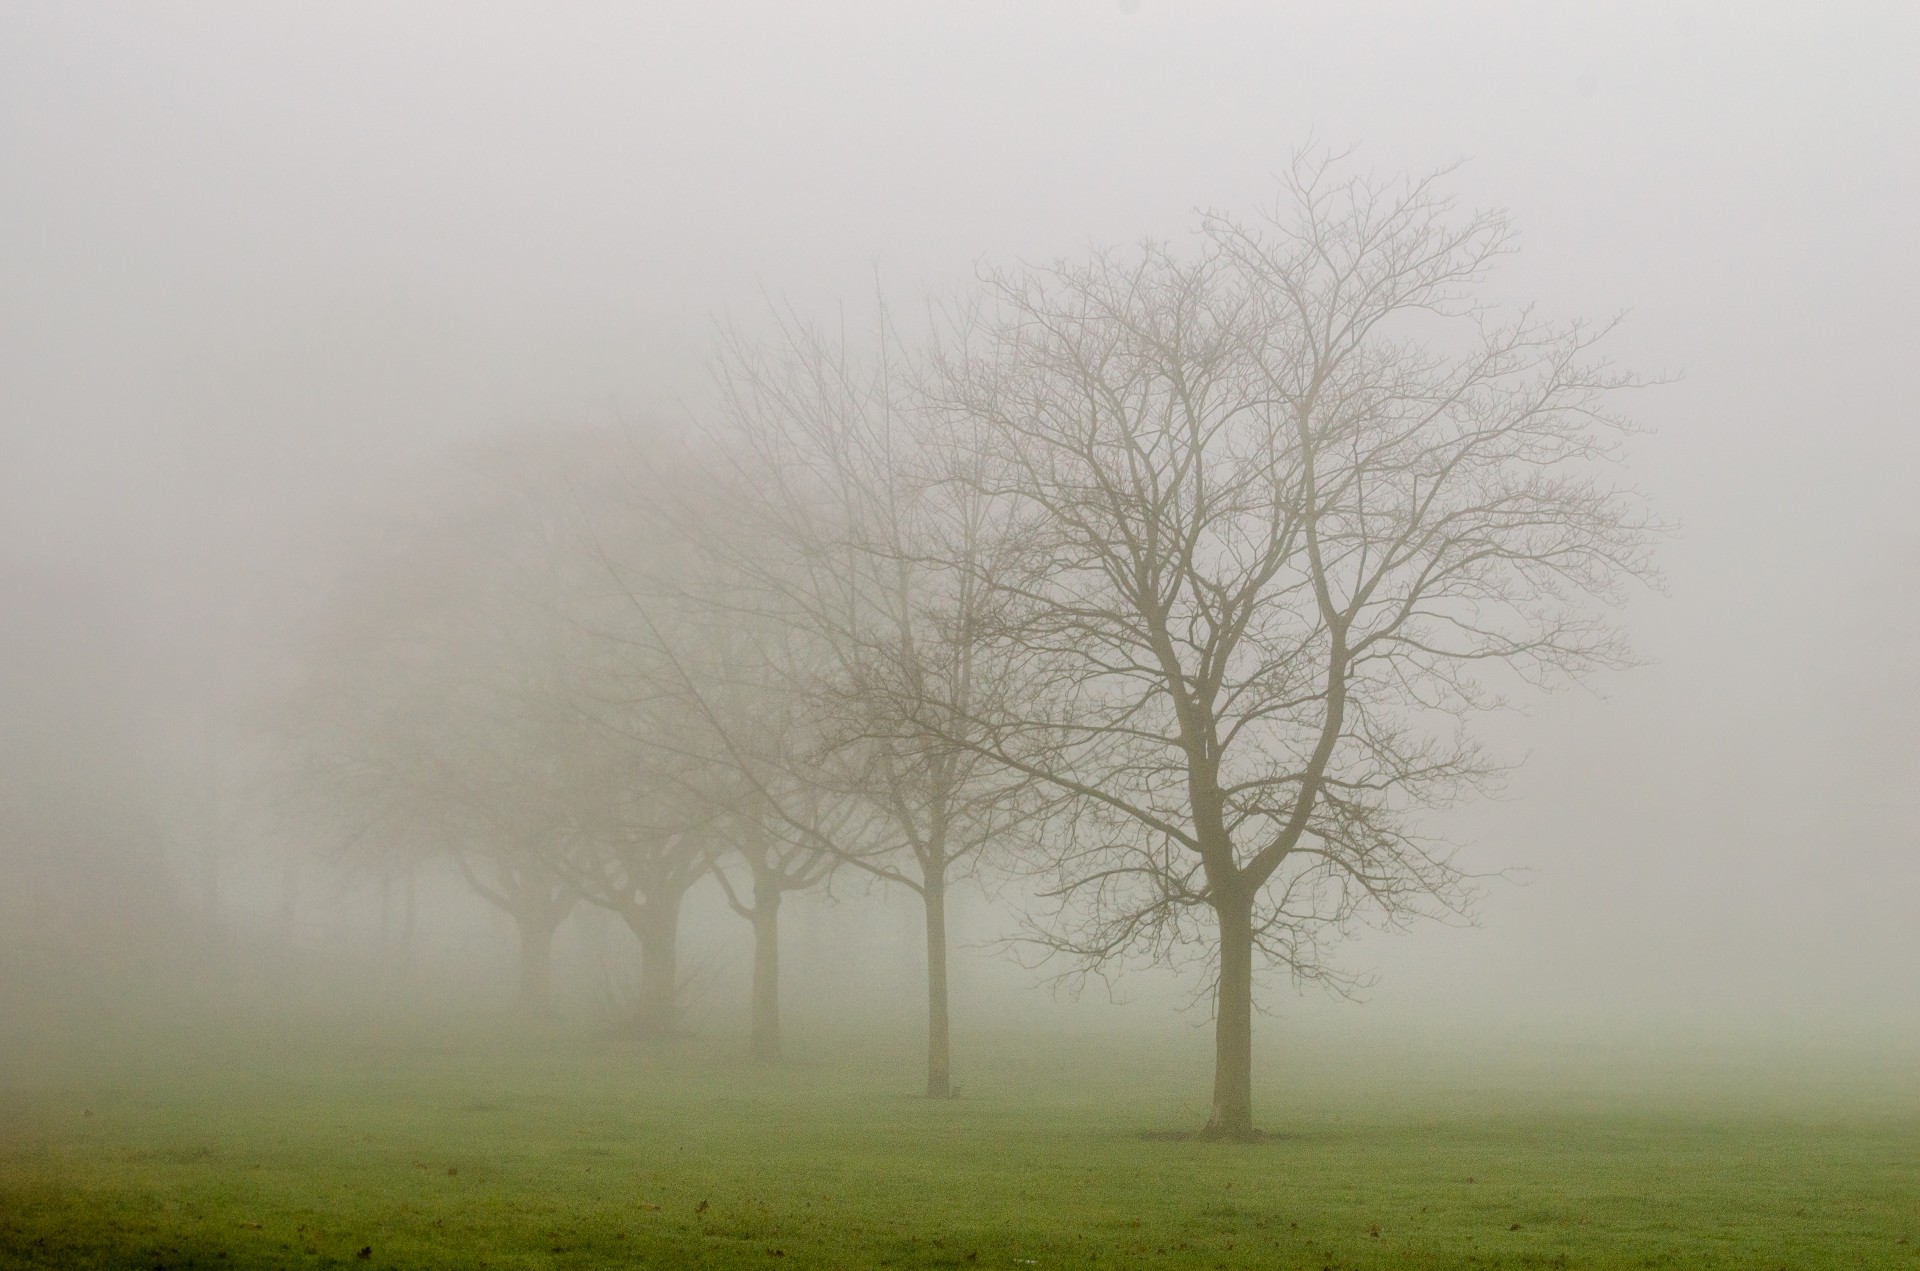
{"left": 929, "top": 156, "right": 1661, "bottom": 1138}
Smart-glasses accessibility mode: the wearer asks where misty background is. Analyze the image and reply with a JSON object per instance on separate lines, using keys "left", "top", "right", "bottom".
{"left": 3, "top": 3, "right": 1916, "bottom": 1064}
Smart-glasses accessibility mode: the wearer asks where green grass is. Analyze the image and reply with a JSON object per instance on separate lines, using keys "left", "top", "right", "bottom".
{"left": 2, "top": 1017, "right": 1916, "bottom": 1269}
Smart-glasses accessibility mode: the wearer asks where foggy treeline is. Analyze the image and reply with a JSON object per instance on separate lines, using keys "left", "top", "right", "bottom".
{"left": 12, "top": 153, "right": 1666, "bottom": 1136}
{"left": 4, "top": 4, "right": 1917, "bottom": 1143}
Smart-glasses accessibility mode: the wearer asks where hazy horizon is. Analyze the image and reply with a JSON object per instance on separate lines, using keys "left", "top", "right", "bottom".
{"left": 5, "top": 2, "right": 1918, "bottom": 1064}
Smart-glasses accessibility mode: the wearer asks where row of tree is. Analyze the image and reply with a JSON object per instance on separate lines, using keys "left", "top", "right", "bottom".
{"left": 277, "top": 156, "right": 1657, "bottom": 1138}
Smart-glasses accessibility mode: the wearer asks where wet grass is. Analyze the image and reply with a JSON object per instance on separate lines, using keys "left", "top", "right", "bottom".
{"left": 1, "top": 1019, "right": 1916, "bottom": 1268}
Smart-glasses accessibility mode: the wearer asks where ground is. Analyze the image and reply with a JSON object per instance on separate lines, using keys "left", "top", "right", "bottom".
{"left": 1, "top": 1016, "right": 1915, "bottom": 1269}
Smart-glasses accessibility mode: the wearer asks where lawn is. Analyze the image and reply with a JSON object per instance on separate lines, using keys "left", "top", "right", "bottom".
{"left": 2, "top": 1016, "right": 1915, "bottom": 1269}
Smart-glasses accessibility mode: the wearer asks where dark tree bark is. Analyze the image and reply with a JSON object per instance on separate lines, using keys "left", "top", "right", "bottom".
{"left": 1202, "top": 890, "right": 1256, "bottom": 1140}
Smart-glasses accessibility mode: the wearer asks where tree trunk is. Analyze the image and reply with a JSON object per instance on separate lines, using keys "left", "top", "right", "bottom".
{"left": 516, "top": 910, "right": 559, "bottom": 1019}
{"left": 922, "top": 875, "right": 952, "bottom": 1099}
{"left": 632, "top": 903, "right": 680, "bottom": 1039}
{"left": 1202, "top": 888, "right": 1257, "bottom": 1140}
{"left": 749, "top": 880, "right": 782, "bottom": 1062}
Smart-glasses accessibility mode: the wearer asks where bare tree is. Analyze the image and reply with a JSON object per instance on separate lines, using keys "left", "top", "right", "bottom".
{"left": 270, "top": 452, "right": 591, "bottom": 1016}
{"left": 577, "top": 441, "right": 863, "bottom": 1060}
{"left": 698, "top": 307, "right": 1037, "bottom": 1098}
{"left": 676, "top": 624, "right": 850, "bottom": 1063}
{"left": 490, "top": 436, "right": 730, "bottom": 1043}
{"left": 428, "top": 696, "right": 579, "bottom": 1019}
{"left": 929, "top": 155, "right": 1661, "bottom": 1138}
{"left": 547, "top": 737, "right": 721, "bottom": 1040}
{"left": 709, "top": 795, "right": 836, "bottom": 1061}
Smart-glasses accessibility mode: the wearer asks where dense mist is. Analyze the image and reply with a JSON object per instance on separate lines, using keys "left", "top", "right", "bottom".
{"left": 4, "top": 2, "right": 1917, "bottom": 1094}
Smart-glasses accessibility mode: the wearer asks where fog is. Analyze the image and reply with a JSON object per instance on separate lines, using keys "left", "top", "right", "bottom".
{"left": 4, "top": 0, "right": 1917, "bottom": 1087}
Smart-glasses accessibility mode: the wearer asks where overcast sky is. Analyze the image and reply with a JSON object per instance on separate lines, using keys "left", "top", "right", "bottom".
{"left": 4, "top": 1, "right": 1916, "bottom": 1042}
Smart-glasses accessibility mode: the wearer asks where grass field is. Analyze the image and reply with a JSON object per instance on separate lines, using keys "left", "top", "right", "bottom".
{"left": 2, "top": 1015, "right": 1916, "bottom": 1269}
